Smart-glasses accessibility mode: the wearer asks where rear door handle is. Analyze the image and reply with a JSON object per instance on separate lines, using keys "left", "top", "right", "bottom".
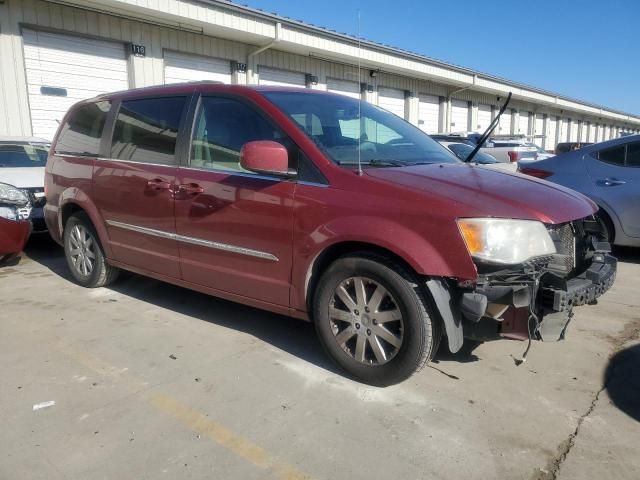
{"left": 147, "top": 178, "right": 172, "bottom": 191}
{"left": 177, "top": 183, "right": 204, "bottom": 195}
{"left": 598, "top": 178, "right": 626, "bottom": 187}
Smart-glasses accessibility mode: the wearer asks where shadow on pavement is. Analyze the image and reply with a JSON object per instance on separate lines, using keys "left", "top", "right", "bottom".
{"left": 613, "top": 246, "right": 640, "bottom": 265}
{"left": 605, "top": 343, "right": 640, "bottom": 422}
{"left": 24, "top": 234, "right": 340, "bottom": 376}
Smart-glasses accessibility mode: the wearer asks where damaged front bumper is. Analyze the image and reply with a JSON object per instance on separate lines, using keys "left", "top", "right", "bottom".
{"left": 427, "top": 248, "right": 617, "bottom": 353}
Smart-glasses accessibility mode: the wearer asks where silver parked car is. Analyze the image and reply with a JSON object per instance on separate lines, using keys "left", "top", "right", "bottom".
{"left": 519, "top": 135, "right": 640, "bottom": 247}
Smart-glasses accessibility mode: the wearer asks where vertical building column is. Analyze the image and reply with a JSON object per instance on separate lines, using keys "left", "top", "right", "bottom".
{"left": 471, "top": 102, "right": 479, "bottom": 133}
{"left": 439, "top": 96, "right": 448, "bottom": 133}
{"left": 407, "top": 90, "right": 419, "bottom": 126}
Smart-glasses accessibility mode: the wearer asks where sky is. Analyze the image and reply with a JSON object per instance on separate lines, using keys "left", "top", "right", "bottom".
{"left": 239, "top": 0, "right": 639, "bottom": 115}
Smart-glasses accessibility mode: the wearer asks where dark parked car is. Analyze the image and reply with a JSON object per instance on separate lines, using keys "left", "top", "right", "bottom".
{"left": 45, "top": 84, "right": 616, "bottom": 385}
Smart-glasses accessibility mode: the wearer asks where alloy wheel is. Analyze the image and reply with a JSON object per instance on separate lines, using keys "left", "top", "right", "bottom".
{"left": 68, "top": 224, "right": 96, "bottom": 277}
{"left": 329, "top": 276, "right": 404, "bottom": 365}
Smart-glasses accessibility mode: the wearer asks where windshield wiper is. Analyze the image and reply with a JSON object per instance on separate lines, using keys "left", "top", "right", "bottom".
{"left": 337, "top": 158, "right": 410, "bottom": 167}
{"left": 465, "top": 92, "right": 512, "bottom": 164}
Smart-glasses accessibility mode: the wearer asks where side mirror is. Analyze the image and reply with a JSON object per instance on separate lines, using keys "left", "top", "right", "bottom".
{"left": 240, "top": 141, "right": 294, "bottom": 177}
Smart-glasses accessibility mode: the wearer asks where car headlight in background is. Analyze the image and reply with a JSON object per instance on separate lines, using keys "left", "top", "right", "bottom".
{"left": 0, "top": 183, "right": 28, "bottom": 205}
{"left": 457, "top": 218, "right": 556, "bottom": 265}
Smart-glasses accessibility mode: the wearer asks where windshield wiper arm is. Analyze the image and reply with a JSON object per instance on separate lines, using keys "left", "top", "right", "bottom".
{"left": 466, "top": 92, "right": 512, "bottom": 164}
{"left": 337, "top": 158, "right": 410, "bottom": 167}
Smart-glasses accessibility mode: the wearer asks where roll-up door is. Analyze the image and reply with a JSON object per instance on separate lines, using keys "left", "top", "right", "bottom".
{"left": 418, "top": 94, "right": 440, "bottom": 133}
{"left": 569, "top": 121, "right": 579, "bottom": 142}
{"left": 327, "top": 78, "right": 361, "bottom": 99}
{"left": 164, "top": 51, "right": 231, "bottom": 84}
{"left": 258, "top": 67, "right": 306, "bottom": 87}
{"left": 22, "top": 29, "right": 129, "bottom": 140}
{"left": 518, "top": 112, "right": 530, "bottom": 135}
{"left": 450, "top": 99, "right": 469, "bottom": 133}
{"left": 477, "top": 104, "right": 492, "bottom": 133}
{"left": 547, "top": 116, "right": 558, "bottom": 151}
{"left": 559, "top": 118, "right": 569, "bottom": 142}
{"left": 378, "top": 87, "right": 406, "bottom": 119}
{"left": 534, "top": 114, "right": 544, "bottom": 147}
{"left": 498, "top": 109, "right": 512, "bottom": 135}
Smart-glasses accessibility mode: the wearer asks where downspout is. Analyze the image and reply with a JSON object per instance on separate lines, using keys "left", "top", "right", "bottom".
{"left": 246, "top": 22, "right": 282, "bottom": 84}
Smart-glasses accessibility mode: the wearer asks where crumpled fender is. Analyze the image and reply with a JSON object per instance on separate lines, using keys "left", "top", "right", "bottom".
{"left": 0, "top": 217, "right": 30, "bottom": 257}
{"left": 426, "top": 279, "right": 463, "bottom": 353}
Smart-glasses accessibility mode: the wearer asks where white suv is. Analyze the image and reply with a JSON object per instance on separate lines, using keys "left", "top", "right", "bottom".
{"left": 0, "top": 137, "right": 49, "bottom": 232}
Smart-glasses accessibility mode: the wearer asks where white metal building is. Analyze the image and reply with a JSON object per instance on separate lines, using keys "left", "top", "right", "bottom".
{"left": 1, "top": 0, "right": 639, "bottom": 148}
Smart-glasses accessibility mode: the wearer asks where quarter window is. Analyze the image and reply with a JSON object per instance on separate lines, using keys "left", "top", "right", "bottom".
{"left": 55, "top": 101, "right": 110, "bottom": 156}
{"left": 625, "top": 142, "right": 640, "bottom": 167}
{"left": 190, "top": 97, "right": 287, "bottom": 173}
{"left": 110, "top": 96, "right": 187, "bottom": 165}
{"left": 595, "top": 145, "right": 625, "bottom": 166}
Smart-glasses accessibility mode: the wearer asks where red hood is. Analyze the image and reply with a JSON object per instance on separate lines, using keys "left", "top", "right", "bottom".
{"left": 365, "top": 163, "right": 596, "bottom": 224}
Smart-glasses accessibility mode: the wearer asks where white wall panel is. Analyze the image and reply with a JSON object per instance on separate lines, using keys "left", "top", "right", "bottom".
{"left": 547, "top": 116, "right": 558, "bottom": 151}
{"left": 378, "top": 87, "right": 406, "bottom": 119}
{"left": 498, "top": 109, "right": 512, "bottom": 135}
{"left": 327, "top": 78, "right": 360, "bottom": 99}
{"left": 476, "top": 104, "right": 492, "bottom": 133}
{"left": 518, "top": 112, "right": 530, "bottom": 135}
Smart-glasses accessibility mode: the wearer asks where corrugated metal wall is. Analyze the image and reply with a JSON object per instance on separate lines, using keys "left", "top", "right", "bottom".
{"left": 0, "top": 0, "right": 637, "bottom": 143}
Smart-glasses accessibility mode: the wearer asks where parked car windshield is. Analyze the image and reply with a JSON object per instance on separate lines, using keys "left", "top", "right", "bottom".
{"left": 447, "top": 143, "right": 498, "bottom": 164}
{"left": 0, "top": 144, "right": 49, "bottom": 167}
{"left": 263, "top": 91, "right": 459, "bottom": 167}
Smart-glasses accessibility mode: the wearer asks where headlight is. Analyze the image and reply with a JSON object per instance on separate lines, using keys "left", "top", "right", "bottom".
{"left": 457, "top": 218, "right": 556, "bottom": 265}
{"left": 0, "top": 183, "right": 28, "bottom": 205}
{"left": 0, "top": 206, "right": 18, "bottom": 220}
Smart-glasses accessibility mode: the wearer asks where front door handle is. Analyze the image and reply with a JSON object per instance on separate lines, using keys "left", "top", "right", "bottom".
{"left": 177, "top": 183, "right": 204, "bottom": 195}
{"left": 147, "top": 178, "right": 172, "bottom": 191}
{"left": 598, "top": 177, "right": 626, "bottom": 187}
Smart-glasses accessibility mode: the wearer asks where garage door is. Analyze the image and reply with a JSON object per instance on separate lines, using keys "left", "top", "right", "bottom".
{"left": 327, "top": 78, "right": 360, "bottom": 99}
{"left": 418, "top": 94, "right": 440, "bottom": 133}
{"left": 534, "top": 114, "right": 544, "bottom": 147}
{"left": 164, "top": 51, "right": 231, "bottom": 84}
{"left": 450, "top": 99, "right": 469, "bottom": 133}
{"left": 498, "top": 109, "right": 512, "bottom": 135}
{"left": 258, "top": 67, "right": 306, "bottom": 87}
{"left": 547, "top": 116, "right": 558, "bottom": 151}
{"left": 518, "top": 112, "right": 530, "bottom": 135}
{"left": 22, "top": 29, "right": 129, "bottom": 140}
{"left": 378, "top": 87, "right": 405, "bottom": 119}
{"left": 559, "top": 119, "right": 569, "bottom": 142}
{"left": 569, "top": 121, "right": 579, "bottom": 142}
{"left": 477, "top": 104, "right": 492, "bottom": 133}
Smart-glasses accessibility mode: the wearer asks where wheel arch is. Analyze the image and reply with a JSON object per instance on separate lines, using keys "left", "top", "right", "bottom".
{"left": 58, "top": 189, "right": 112, "bottom": 258}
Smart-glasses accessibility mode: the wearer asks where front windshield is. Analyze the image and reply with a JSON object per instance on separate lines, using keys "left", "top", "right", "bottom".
{"left": 0, "top": 144, "right": 49, "bottom": 167}
{"left": 263, "top": 91, "right": 459, "bottom": 167}
{"left": 447, "top": 143, "right": 497, "bottom": 164}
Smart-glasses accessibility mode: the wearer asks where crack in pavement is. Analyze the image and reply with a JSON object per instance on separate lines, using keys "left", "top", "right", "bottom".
{"left": 532, "top": 317, "right": 640, "bottom": 480}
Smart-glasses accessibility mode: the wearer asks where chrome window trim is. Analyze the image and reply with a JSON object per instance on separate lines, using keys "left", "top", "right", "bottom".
{"left": 106, "top": 219, "right": 279, "bottom": 261}
{"left": 178, "top": 165, "right": 284, "bottom": 182}
{"left": 94, "top": 157, "right": 177, "bottom": 168}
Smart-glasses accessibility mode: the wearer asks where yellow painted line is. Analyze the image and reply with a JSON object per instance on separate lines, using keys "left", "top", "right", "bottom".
{"left": 57, "top": 342, "right": 312, "bottom": 480}
{"left": 149, "top": 393, "right": 311, "bottom": 480}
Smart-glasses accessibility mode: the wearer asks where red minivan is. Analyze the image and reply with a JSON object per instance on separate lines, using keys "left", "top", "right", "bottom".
{"left": 44, "top": 84, "right": 616, "bottom": 385}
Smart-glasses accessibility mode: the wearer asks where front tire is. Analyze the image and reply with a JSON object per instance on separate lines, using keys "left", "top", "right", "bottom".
{"left": 313, "top": 255, "right": 438, "bottom": 386}
{"left": 64, "top": 212, "right": 119, "bottom": 288}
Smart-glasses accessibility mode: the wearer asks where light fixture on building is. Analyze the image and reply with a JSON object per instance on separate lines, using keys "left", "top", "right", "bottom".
{"left": 305, "top": 74, "right": 318, "bottom": 86}
{"left": 370, "top": 70, "right": 377, "bottom": 78}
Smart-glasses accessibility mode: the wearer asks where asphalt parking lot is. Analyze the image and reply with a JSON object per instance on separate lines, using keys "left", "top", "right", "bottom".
{"left": 1, "top": 236, "right": 638, "bottom": 480}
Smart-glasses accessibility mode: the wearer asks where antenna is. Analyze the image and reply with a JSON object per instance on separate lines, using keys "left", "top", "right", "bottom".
{"left": 357, "top": 9, "right": 363, "bottom": 176}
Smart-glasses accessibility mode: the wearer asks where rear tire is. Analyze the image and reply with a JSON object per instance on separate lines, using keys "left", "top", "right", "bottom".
{"left": 64, "top": 212, "right": 119, "bottom": 288}
{"left": 313, "top": 254, "right": 439, "bottom": 386}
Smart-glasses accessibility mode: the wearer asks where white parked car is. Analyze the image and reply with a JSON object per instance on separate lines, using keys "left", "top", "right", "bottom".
{"left": 0, "top": 136, "right": 49, "bottom": 232}
{"left": 437, "top": 140, "right": 518, "bottom": 172}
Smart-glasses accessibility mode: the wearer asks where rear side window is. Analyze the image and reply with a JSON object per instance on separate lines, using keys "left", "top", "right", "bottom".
{"left": 110, "top": 96, "right": 187, "bottom": 165}
{"left": 625, "top": 142, "right": 640, "bottom": 167}
{"left": 55, "top": 101, "right": 110, "bottom": 156}
{"left": 595, "top": 145, "right": 625, "bottom": 165}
